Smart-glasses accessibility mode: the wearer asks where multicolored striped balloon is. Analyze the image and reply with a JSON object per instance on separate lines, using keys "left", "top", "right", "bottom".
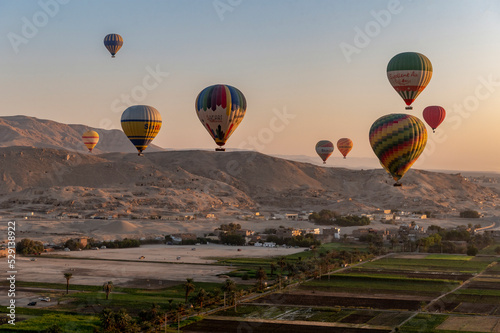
{"left": 104, "top": 33, "right": 123, "bottom": 58}
{"left": 387, "top": 52, "right": 432, "bottom": 110}
{"left": 195, "top": 84, "right": 246, "bottom": 151}
{"left": 82, "top": 130, "right": 99, "bottom": 153}
{"left": 315, "top": 140, "right": 334, "bottom": 164}
{"left": 121, "top": 105, "right": 162, "bottom": 155}
{"left": 369, "top": 114, "right": 427, "bottom": 184}
{"left": 337, "top": 138, "right": 353, "bottom": 159}
{"left": 423, "top": 105, "right": 446, "bottom": 133}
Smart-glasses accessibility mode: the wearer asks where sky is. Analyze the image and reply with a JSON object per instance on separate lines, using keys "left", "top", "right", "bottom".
{"left": 1, "top": 0, "right": 500, "bottom": 172}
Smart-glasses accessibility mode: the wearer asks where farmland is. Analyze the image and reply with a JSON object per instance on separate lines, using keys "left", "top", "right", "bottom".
{"left": 184, "top": 253, "right": 500, "bottom": 333}
{"left": 2, "top": 245, "right": 500, "bottom": 332}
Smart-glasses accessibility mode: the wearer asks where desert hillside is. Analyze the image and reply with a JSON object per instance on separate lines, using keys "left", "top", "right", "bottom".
{"left": 0, "top": 146, "right": 497, "bottom": 221}
{"left": 0, "top": 115, "right": 164, "bottom": 153}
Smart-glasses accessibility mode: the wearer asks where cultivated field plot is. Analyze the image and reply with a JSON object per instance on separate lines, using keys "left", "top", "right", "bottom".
{"left": 183, "top": 318, "right": 392, "bottom": 333}
{"left": 428, "top": 261, "right": 500, "bottom": 314}
{"left": 299, "top": 273, "right": 459, "bottom": 298}
{"left": 436, "top": 315, "right": 500, "bottom": 332}
{"left": 358, "top": 255, "right": 492, "bottom": 274}
{"left": 253, "top": 291, "right": 427, "bottom": 310}
{"left": 213, "top": 304, "right": 412, "bottom": 326}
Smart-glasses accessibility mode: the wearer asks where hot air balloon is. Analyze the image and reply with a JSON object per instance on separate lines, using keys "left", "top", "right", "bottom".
{"left": 195, "top": 84, "right": 247, "bottom": 151}
{"left": 337, "top": 138, "right": 353, "bottom": 159}
{"left": 422, "top": 106, "right": 446, "bottom": 133}
{"left": 387, "top": 52, "right": 433, "bottom": 110}
{"left": 369, "top": 114, "right": 427, "bottom": 186}
{"left": 121, "top": 105, "right": 162, "bottom": 156}
{"left": 104, "top": 33, "right": 123, "bottom": 58}
{"left": 315, "top": 140, "right": 334, "bottom": 164}
{"left": 82, "top": 130, "right": 99, "bottom": 153}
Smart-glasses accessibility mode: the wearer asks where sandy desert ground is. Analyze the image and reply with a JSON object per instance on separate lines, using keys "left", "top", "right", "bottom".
{"left": 0, "top": 244, "right": 305, "bottom": 307}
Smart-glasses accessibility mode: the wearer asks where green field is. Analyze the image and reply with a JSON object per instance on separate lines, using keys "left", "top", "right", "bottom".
{"left": 424, "top": 254, "right": 473, "bottom": 260}
{"left": 360, "top": 257, "right": 490, "bottom": 273}
{"left": 301, "top": 274, "right": 459, "bottom": 296}
{"left": 0, "top": 313, "right": 99, "bottom": 332}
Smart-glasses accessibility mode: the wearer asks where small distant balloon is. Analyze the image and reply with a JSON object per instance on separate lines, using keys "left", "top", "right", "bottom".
{"left": 369, "top": 114, "right": 427, "bottom": 186}
{"left": 337, "top": 138, "right": 353, "bottom": 159}
{"left": 195, "top": 84, "right": 247, "bottom": 151}
{"left": 82, "top": 130, "right": 99, "bottom": 153}
{"left": 422, "top": 106, "right": 446, "bottom": 133}
{"left": 104, "top": 33, "right": 123, "bottom": 58}
{"left": 315, "top": 140, "right": 334, "bottom": 164}
{"left": 121, "top": 105, "right": 162, "bottom": 156}
{"left": 387, "top": 52, "right": 433, "bottom": 110}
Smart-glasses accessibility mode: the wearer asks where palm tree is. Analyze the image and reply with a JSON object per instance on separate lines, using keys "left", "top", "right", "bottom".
{"left": 255, "top": 267, "right": 268, "bottom": 290}
{"left": 222, "top": 279, "right": 236, "bottom": 306}
{"left": 63, "top": 272, "right": 72, "bottom": 294}
{"left": 277, "top": 256, "right": 286, "bottom": 276}
{"left": 270, "top": 263, "right": 277, "bottom": 277}
{"left": 184, "top": 278, "right": 195, "bottom": 303}
{"left": 222, "top": 278, "right": 236, "bottom": 293}
{"left": 194, "top": 288, "right": 207, "bottom": 310}
{"left": 103, "top": 281, "right": 114, "bottom": 300}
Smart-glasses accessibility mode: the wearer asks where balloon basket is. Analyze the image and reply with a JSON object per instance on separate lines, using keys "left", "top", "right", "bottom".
{"left": 138, "top": 153, "right": 144, "bottom": 157}
{"left": 393, "top": 182, "right": 402, "bottom": 187}
{"left": 323, "top": 161, "right": 326, "bottom": 164}
{"left": 215, "top": 148, "right": 225, "bottom": 152}
{"left": 405, "top": 106, "right": 413, "bottom": 110}
{"left": 343, "top": 157, "right": 346, "bottom": 159}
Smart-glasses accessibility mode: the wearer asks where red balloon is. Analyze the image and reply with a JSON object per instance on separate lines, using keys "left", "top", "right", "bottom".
{"left": 422, "top": 106, "right": 446, "bottom": 133}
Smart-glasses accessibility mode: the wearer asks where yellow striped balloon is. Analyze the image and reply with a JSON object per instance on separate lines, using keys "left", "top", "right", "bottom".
{"left": 369, "top": 114, "right": 427, "bottom": 185}
{"left": 121, "top": 105, "right": 162, "bottom": 155}
{"left": 82, "top": 130, "right": 99, "bottom": 153}
{"left": 104, "top": 33, "right": 123, "bottom": 58}
{"left": 337, "top": 138, "right": 353, "bottom": 159}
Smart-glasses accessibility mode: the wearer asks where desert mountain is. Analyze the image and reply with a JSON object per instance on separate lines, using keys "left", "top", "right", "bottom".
{"left": 0, "top": 115, "right": 164, "bottom": 153}
{"left": 0, "top": 146, "right": 498, "bottom": 220}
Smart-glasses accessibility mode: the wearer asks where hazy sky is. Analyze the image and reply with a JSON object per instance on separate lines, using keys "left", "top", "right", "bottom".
{"left": 1, "top": 0, "right": 499, "bottom": 172}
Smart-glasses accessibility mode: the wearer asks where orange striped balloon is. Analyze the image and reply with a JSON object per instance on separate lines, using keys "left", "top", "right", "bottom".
{"left": 82, "top": 130, "right": 99, "bottom": 153}
{"left": 337, "top": 138, "right": 353, "bottom": 159}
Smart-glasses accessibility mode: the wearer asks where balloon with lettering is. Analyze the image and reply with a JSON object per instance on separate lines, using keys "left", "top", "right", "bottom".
{"left": 369, "top": 114, "right": 427, "bottom": 186}
{"left": 104, "top": 33, "right": 123, "bottom": 58}
{"left": 422, "top": 106, "right": 446, "bottom": 133}
{"left": 82, "top": 130, "right": 99, "bottom": 153}
{"left": 337, "top": 138, "right": 353, "bottom": 159}
{"left": 315, "top": 140, "right": 334, "bottom": 164}
{"left": 195, "top": 84, "right": 247, "bottom": 151}
{"left": 121, "top": 105, "right": 162, "bottom": 155}
{"left": 387, "top": 52, "right": 433, "bottom": 110}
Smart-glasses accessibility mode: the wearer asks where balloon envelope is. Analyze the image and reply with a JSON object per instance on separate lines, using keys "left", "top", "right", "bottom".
{"left": 82, "top": 130, "right": 99, "bottom": 152}
{"left": 195, "top": 84, "right": 246, "bottom": 149}
{"left": 104, "top": 34, "right": 123, "bottom": 58}
{"left": 337, "top": 138, "right": 353, "bottom": 159}
{"left": 387, "top": 52, "right": 432, "bottom": 109}
{"left": 369, "top": 114, "right": 427, "bottom": 183}
{"left": 423, "top": 106, "right": 446, "bottom": 132}
{"left": 315, "top": 140, "right": 334, "bottom": 163}
{"left": 121, "top": 105, "right": 162, "bottom": 154}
